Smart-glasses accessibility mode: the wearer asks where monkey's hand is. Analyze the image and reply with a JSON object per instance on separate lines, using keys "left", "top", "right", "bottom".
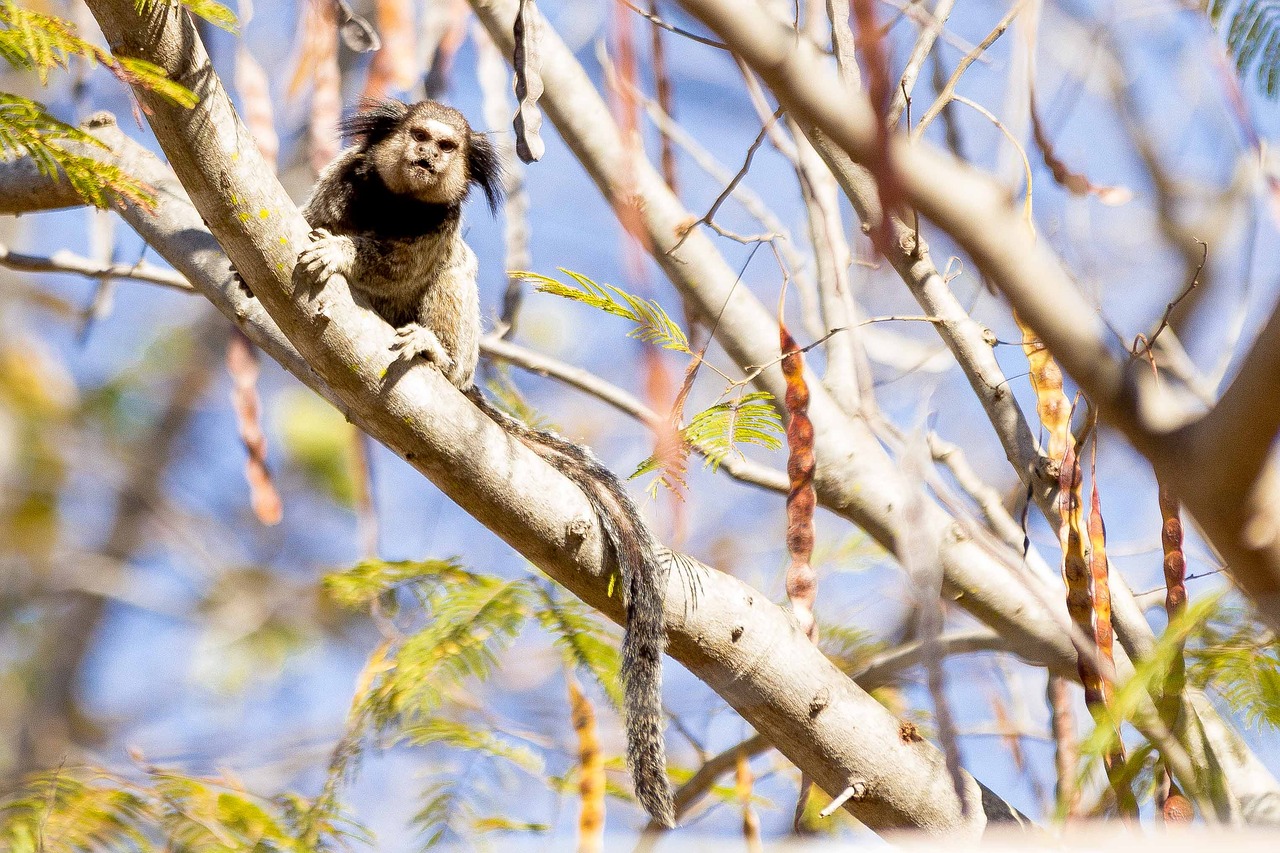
{"left": 296, "top": 228, "right": 357, "bottom": 284}
{"left": 391, "top": 322, "right": 454, "bottom": 373}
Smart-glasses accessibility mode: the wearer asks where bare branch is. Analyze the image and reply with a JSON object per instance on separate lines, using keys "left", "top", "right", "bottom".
{"left": 886, "top": 0, "right": 957, "bottom": 127}
{"left": 913, "top": 0, "right": 1029, "bottom": 140}
{"left": 479, "top": 334, "right": 790, "bottom": 492}
{"left": 0, "top": 243, "right": 192, "bottom": 292}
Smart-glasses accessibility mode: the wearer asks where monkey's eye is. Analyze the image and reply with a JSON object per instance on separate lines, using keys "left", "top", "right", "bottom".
{"left": 438, "top": 139, "right": 457, "bottom": 152}
{"left": 411, "top": 129, "right": 429, "bottom": 142}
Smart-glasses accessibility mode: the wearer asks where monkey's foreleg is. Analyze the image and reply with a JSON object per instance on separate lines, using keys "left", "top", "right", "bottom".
{"left": 389, "top": 322, "right": 454, "bottom": 373}
{"left": 296, "top": 228, "right": 357, "bottom": 282}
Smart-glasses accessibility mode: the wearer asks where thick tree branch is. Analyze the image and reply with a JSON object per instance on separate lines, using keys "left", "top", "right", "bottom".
{"left": 69, "top": 0, "right": 1027, "bottom": 834}
{"left": 654, "top": 627, "right": 1010, "bottom": 829}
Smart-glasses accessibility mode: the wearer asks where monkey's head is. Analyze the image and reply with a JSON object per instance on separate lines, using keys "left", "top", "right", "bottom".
{"left": 343, "top": 99, "right": 502, "bottom": 213}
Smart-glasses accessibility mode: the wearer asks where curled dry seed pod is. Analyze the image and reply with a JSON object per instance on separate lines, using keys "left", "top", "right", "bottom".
{"left": 513, "top": 0, "right": 545, "bottom": 163}
{"left": 336, "top": 0, "right": 381, "bottom": 52}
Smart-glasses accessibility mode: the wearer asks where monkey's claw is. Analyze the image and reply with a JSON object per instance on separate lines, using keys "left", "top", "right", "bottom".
{"left": 391, "top": 322, "right": 453, "bottom": 372}
{"left": 229, "top": 261, "right": 254, "bottom": 298}
{"left": 296, "top": 228, "right": 356, "bottom": 283}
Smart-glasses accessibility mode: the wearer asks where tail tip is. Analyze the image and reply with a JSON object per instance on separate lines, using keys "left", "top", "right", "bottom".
{"left": 640, "top": 786, "right": 676, "bottom": 829}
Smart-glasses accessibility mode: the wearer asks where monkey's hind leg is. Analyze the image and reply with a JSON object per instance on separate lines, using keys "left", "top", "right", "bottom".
{"left": 390, "top": 322, "right": 454, "bottom": 374}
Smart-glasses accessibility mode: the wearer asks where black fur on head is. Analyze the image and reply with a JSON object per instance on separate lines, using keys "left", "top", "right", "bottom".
{"left": 467, "top": 131, "right": 503, "bottom": 215}
{"left": 340, "top": 98, "right": 504, "bottom": 214}
{"left": 339, "top": 98, "right": 410, "bottom": 148}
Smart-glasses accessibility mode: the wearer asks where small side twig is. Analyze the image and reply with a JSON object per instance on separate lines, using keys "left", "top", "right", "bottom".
{"left": 614, "top": 0, "right": 728, "bottom": 49}
{"left": 913, "top": 0, "right": 1028, "bottom": 140}
{"left": 1131, "top": 240, "right": 1206, "bottom": 357}
{"left": 670, "top": 106, "right": 783, "bottom": 254}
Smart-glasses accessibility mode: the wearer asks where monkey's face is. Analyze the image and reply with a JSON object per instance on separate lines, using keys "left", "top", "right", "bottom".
{"left": 371, "top": 114, "right": 470, "bottom": 205}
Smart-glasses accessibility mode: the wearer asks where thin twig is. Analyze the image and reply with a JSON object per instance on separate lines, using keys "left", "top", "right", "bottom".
{"left": 0, "top": 242, "right": 193, "bottom": 291}
{"left": 670, "top": 107, "right": 784, "bottom": 254}
{"left": 913, "top": 0, "right": 1028, "bottom": 140}
{"left": 887, "top": 0, "right": 957, "bottom": 127}
{"left": 1132, "top": 241, "right": 1207, "bottom": 357}
{"left": 949, "top": 95, "right": 1034, "bottom": 228}
{"left": 615, "top": 0, "right": 729, "bottom": 49}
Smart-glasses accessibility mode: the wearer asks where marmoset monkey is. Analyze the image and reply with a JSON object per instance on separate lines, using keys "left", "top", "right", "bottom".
{"left": 296, "top": 99, "right": 676, "bottom": 828}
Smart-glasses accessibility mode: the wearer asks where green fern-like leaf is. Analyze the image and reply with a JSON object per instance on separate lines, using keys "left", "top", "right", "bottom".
{"left": 415, "top": 779, "right": 548, "bottom": 849}
{"left": 364, "top": 578, "right": 532, "bottom": 727}
{"left": 134, "top": 0, "right": 239, "bottom": 32}
{"left": 1079, "top": 592, "right": 1225, "bottom": 761}
{"left": 0, "top": 2, "right": 199, "bottom": 103}
{"left": 820, "top": 623, "right": 887, "bottom": 678}
{"left": 0, "top": 772, "right": 149, "bottom": 853}
{"left": 0, "top": 765, "right": 360, "bottom": 853}
{"left": 1207, "top": 0, "right": 1280, "bottom": 97}
{"left": 323, "top": 557, "right": 476, "bottom": 609}
{"left": 1186, "top": 601, "right": 1280, "bottom": 729}
{"left": 400, "top": 719, "right": 544, "bottom": 774}
{"left": 683, "top": 390, "right": 783, "bottom": 471}
{"left": 533, "top": 583, "right": 624, "bottom": 709}
{"left": 0, "top": 93, "right": 153, "bottom": 208}
{"left": 631, "top": 391, "right": 783, "bottom": 480}
{"left": 514, "top": 268, "right": 692, "bottom": 353}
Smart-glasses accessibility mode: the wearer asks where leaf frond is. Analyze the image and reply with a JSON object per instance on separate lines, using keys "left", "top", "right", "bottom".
{"left": 1207, "top": 0, "right": 1280, "bottom": 97}
{"left": 533, "top": 583, "right": 624, "bottom": 709}
{"left": 133, "top": 0, "right": 239, "bottom": 32}
{"left": 0, "top": 93, "right": 153, "bottom": 208}
{"left": 513, "top": 268, "right": 691, "bottom": 353}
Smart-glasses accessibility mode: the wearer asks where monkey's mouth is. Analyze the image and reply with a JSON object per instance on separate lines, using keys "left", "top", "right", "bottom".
{"left": 412, "top": 158, "right": 435, "bottom": 173}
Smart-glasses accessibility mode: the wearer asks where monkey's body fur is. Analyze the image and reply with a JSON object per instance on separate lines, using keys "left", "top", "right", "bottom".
{"left": 295, "top": 100, "right": 676, "bottom": 827}
{"left": 300, "top": 141, "right": 481, "bottom": 389}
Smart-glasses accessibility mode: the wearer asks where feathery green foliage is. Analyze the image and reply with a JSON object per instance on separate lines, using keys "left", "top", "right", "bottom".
{"left": 0, "top": 2, "right": 199, "bottom": 101}
{"left": 370, "top": 577, "right": 532, "bottom": 725}
{"left": 325, "top": 560, "right": 534, "bottom": 727}
{"left": 680, "top": 391, "right": 783, "bottom": 471}
{"left": 0, "top": 93, "right": 152, "bottom": 208}
{"left": 484, "top": 371, "right": 553, "bottom": 430}
{"left": 323, "top": 557, "right": 476, "bottom": 609}
{"left": 820, "top": 623, "right": 887, "bottom": 678}
{"left": 0, "top": 771, "right": 149, "bottom": 853}
{"left": 1068, "top": 592, "right": 1234, "bottom": 817}
{"left": 0, "top": 1, "right": 204, "bottom": 208}
{"left": 1186, "top": 600, "right": 1280, "bottom": 729}
{"left": 631, "top": 391, "right": 783, "bottom": 484}
{"left": 0, "top": 765, "right": 357, "bottom": 852}
{"left": 514, "top": 269, "right": 691, "bottom": 353}
{"left": 415, "top": 779, "right": 548, "bottom": 849}
{"left": 400, "top": 719, "right": 543, "bottom": 773}
{"left": 533, "top": 583, "right": 624, "bottom": 709}
{"left": 1079, "top": 592, "right": 1224, "bottom": 760}
{"left": 1206, "top": 0, "right": 1280, "bottom": 97}
{"left": 134, "top": 0, "right": 238, "bottom": 31}
{"left": 319, "top": 560, "right": 545, "bottom": 843}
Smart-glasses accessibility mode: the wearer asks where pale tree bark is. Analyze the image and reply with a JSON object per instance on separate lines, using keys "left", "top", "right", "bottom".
{"left": 36, "top": 0, "right": 1034, "bottom": 835}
